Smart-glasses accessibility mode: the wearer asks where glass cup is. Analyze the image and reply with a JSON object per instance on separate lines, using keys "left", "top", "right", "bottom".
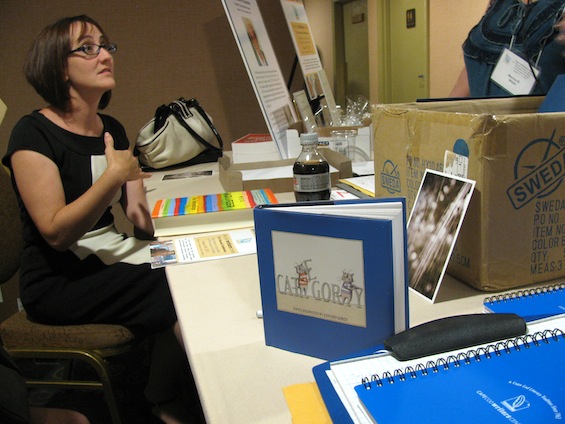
{"left": 330, "top": 129, "right": 357, "bottom": 159}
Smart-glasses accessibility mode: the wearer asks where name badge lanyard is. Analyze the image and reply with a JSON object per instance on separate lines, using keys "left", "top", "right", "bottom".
{"left": 510, "top": 0, "right": 549, "bottom": 70}
{"left": 490, "top": 4, "right": 546, "bottom": 94}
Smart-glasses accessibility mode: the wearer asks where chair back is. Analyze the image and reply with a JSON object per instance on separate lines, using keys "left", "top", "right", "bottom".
{"left": 0, "top": 167, "right": 23, "bottom": 284}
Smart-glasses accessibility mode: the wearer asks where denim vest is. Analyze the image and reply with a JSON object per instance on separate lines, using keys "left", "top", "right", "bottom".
{"left": 463, "top": 0, "right": 565, "bottom": 96}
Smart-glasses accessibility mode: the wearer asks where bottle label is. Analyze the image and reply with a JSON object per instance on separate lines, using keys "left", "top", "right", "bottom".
{"left": 293, "top": 173, "right": 331, "bottom": 192}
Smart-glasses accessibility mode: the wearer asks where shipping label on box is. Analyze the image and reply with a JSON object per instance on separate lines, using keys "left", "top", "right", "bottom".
{"left": 373, "top": 97, "right": 565, "bottom": 292}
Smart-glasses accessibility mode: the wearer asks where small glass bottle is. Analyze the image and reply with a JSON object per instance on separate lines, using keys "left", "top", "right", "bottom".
{"left": 293, "top": 133, "right": 331, "bottom": 201}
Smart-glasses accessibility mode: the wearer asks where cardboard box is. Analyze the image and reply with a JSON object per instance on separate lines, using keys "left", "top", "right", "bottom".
{"left": 373, "top": 96, "right": 565, "bottom": 292}
{"left": 219, "top": 148, "right": 352, "bottom": 193}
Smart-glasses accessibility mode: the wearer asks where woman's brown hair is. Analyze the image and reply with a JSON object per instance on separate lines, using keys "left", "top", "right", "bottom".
{"left": 23, "top": 15, "right": 112, "bottom": 111}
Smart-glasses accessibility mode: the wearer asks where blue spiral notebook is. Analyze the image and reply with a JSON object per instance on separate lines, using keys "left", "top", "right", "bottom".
{"left": 354, "top": 318, "right": 565, "bottom": 423}
{"left": 484, "top": 282, "right": 565, "bottom": 322}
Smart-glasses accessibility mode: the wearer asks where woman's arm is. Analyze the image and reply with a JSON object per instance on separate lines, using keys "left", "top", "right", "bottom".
{"left": 121, "top": 177, "right": 155, "bottom": 238}
{"left": 11, "top": 132, "right": 149, "bottom": 251}
{"left": 449, "top": 1, "right": 495, "bottom": 97}
{"left": 449, "top": 67, "right": 471, "bottom": 97}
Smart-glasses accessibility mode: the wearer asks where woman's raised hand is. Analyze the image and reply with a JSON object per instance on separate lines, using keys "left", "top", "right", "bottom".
{"left": 103, "top": 132, "right": 151, "bottom": 182}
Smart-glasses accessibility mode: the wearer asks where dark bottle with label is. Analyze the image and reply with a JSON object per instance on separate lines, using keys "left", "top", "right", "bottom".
{"left": 293, "top": 132, "right": 331, "bottom": 201}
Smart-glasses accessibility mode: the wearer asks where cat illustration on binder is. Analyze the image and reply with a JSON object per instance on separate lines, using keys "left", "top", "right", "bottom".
{"left": 484, "top": 282, "right": 565, "bottom": 322}
{"left": 354, "top": 320, "right": 565, "bottom": 423}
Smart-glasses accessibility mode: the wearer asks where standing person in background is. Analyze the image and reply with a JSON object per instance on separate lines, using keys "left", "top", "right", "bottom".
{"left": 450, "top": 0, "right": 565, "bottom": 97}
{"left": 2, "top": 15, "right": 202, "bottom": 424}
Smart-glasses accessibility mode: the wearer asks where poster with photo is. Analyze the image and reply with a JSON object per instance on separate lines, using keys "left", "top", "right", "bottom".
{"left": 221, "top": 0, "right": 297, "bottom": 158}
{"left": 279, "top": 0, "right": 340, "bottom": 125}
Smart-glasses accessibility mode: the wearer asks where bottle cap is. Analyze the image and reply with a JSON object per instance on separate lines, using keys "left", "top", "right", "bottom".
{"left": 300, "top": 132, "right": 318, "bottom": 145}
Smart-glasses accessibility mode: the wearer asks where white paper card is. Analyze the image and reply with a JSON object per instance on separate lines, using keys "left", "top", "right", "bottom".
{"left": 490, "top": 48, "right": 540, "bottom": 95}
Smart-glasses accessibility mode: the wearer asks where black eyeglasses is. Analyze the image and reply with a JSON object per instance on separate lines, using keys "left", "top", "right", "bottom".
{"left": 68, "top": 43, "right": 118, "bottom": 56}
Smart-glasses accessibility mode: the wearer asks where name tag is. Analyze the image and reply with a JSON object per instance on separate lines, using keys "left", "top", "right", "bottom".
{"left": 490, "top": 48, "right": 540, "bottom": 95}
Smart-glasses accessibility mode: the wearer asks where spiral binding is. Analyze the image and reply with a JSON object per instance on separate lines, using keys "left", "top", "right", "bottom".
{"left": 484, "top": 282, "right": 565, "bottom": 304}
{"left": 360, "top": 328, "right": 564, "bottom": 390}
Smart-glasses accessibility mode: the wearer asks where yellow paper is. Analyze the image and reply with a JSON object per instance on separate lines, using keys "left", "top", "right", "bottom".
{"left": 282, "top": 382, "right": 332, "bottom": 424}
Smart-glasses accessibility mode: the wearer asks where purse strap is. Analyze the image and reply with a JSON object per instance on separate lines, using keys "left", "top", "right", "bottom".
{"left": 155, "top": 98, "right": 224, "bottom": 152}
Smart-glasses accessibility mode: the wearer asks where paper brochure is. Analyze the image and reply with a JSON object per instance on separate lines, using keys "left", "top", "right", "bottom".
{"left": 150, "top": 228, "right": 256, "bottom": 268}
{"left": 279, "top": 0, "right": 340, "bottom": 125}
{"left": 221, "top": 0, "right": 297, "bottom": 158}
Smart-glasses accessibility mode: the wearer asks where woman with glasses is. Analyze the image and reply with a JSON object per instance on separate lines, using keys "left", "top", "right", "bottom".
{"left": 2, "top": 15, "right": 200, "bottom": 424}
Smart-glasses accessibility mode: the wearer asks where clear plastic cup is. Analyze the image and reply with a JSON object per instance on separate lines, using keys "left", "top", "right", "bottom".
{"left": 330, "top": 129, "right": 357, "bottom": 159}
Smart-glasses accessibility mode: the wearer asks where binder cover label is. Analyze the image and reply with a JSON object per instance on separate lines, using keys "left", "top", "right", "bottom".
{"left": 272, "top": 231, "right": 366, "bottom": 327}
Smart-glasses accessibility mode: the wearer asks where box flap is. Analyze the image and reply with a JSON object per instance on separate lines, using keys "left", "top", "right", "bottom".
{"left": 219, "top": 152, "right": 352, "bottom": 193}
{"left": 374, "top": 96, "right": 544, "bottom": 116}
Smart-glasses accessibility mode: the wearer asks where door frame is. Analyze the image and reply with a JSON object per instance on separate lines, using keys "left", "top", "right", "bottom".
{"left": 333, "top": 1, "right": 347, "bottom": 108}
{"left": 375, "top": 0, "right": 392, "bottom": 103}
{"left": 333, "top": 0, "right": 429, "bottom": 104}
{"left": 375, "top": 0, "right": 429, "bottom": 103}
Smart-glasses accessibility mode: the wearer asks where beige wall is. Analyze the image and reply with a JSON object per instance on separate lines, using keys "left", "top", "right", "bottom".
{"left": 303, "top": 0, "right": 335, "bottom": 88}
{"left": 429, "top": 0, "right": 490, "bottom": 97}
{"left": 0, "top": 0, "right": 303, "bottom": 157}
{"left": 0, "top": 1, "right": 489, "bottom": 156}
{"left": 305, "top": 0, "right": 488, "bottom": 102}
{"left": 0, "top": 0, "right": 501, "bottom": 321}
{"left": 0, "top": 0, "right": 303, "bottom": 320}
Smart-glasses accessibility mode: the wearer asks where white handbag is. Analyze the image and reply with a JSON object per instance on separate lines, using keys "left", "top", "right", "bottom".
{"left": 136, "top": 98, "right": 223, "bottom": 169}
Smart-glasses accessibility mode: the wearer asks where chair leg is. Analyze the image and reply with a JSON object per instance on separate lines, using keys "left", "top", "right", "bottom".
{"left": 6, "top": 348, "right": 124, "bottom": 424}
{"left": 75, "top": 350, "right": 122, "bottom": 424}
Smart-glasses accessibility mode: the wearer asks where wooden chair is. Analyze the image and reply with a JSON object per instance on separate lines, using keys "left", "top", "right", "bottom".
{"left": 0, "top": 166, "right": 142, "bottom": 424}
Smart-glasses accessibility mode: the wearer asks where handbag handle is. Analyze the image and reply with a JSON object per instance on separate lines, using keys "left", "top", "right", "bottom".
{"left": 155, "top": 98, "right": 224, "bottom": 152}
